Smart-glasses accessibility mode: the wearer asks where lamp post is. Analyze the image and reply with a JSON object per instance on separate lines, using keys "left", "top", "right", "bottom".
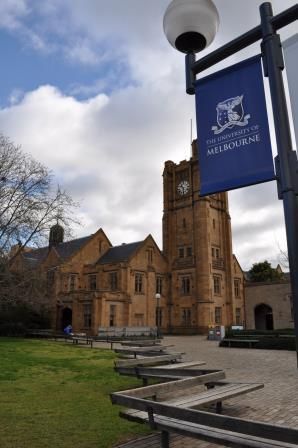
{"left": 155, "top": 293, "right": 161, "bottom": 338}
{"left": 163, "top": 0, "right": 298, "bottom": 366}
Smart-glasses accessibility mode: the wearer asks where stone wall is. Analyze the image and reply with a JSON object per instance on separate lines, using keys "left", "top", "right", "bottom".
{"left": 245, "top": 281, "right": 293, "bottom": 330}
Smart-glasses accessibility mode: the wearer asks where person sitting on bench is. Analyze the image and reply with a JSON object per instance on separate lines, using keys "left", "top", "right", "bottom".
{"left": 64, "top": 325, "right": 73, "bottom": 336}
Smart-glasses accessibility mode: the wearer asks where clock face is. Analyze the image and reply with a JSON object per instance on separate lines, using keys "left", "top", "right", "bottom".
{"left": 177, "top": 180, "right": 190, "bottom": 196}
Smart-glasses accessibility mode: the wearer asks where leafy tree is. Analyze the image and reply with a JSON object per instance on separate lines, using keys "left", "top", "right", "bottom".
{"left": 248, "top": 260, "right": 282, "bottom": 282}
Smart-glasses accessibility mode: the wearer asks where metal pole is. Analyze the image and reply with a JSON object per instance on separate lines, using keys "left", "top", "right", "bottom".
{"left": 190, "top": 4, "right": 298, "bottom": 78}
{"left": 156, "top": 294, "right": 160, "bottom": 338}
{"left": 260, "top": 2, "right": 298, "bottom": 366}
{"left": 185, "top": 2, "right": 298, "bottom": 364}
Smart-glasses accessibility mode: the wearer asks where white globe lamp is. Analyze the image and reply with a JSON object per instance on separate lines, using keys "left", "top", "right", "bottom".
{"left": 163, "top": 0, "right": 220, "bottom": 53}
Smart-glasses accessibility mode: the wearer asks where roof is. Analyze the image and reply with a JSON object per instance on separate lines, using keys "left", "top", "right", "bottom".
{"left": 22, "top": 247, "right": 49, "bottom": 267}
{"left": 54, "top": 236, "right": 92, "bottom": 259}
{"left": 23, "top": 235, "right": 92, "bottom": 266}
{"left": 97, "top": 241, "right": 143, "bottom": 265}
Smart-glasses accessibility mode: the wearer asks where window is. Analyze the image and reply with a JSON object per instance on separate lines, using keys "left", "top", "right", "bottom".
{"left": 213, "top": 275, "right": 221, "bottom": 295}
{"left": 289, "top": 295, "right": 293, "bottom": 320}
{"left": 212, "top": 247, "right": 220, "bottom": 259}
{"left": 83, "top": 304, "right": 92, "bottom": 328}
{"left": 181, "top": 276, "right": 191, "bottom": 295}
{"left": 186, "top": 246, "right": 192, "bottom": 257}
{"left": 178, "top": 247, "right": 184, "bottom": 258}
{"left": 234, "top": 279, "right": 240, "bottom": 297}
{"left": 147, "top": 248, "right": 153, "bottom": 264}
{"left": 47, "top": 270, "right": 55, "bottom": 289}
{"left": 135, "top": 273, "right": 143, "bottom": 293}
{"left": 156, "top": 276, "right": 163, "bottom": 295}
{"left": 181, "top": 308, "right": 191, "bottom": 326}
{"left": 215, "top": 307, "right": 222, "bottom": 324}
{"left": 235, "top": 308, "right": 241, "bottom": 326}
{"left": 135, "top": 313, "right": 144, "bottom": 326}
{"left": 109, "top": 272, "right": 118, "bottom": 291}
{"left": 110, "top": 305, "right": 116, "bottom": 327}
{"left": 89, "top": 274, "right": 97, "bottom": 290}
{"left": 156, "top": 308, "right": 163, "bottom": 327}
{"left": 69, "top": 274, "right": 76, "bottom": 291}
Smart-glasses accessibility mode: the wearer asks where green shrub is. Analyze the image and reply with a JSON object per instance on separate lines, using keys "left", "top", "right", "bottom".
{"left": 0, "top": 303, "right": 50, "bottom": 336}
{"left": 0, "top": 322, "right": 27, "bottom": 336}
{"left": 255, "top": 337, "right": 296, "bottom": 351}
{"left": 225, "top": 328, "right": 294, "bottom": 338}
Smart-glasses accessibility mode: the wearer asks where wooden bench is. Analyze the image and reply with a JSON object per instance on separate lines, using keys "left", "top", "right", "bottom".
{"left": 120, "top": 409, "right": 298, "bottom": 448}
{"left": 112, "top": 377, "right": 263, "bottom": 414}
{"left": 26, "top": 329, "right": 54, "bottom": 338}
{"left": 220, "top": 338, "right": 259, "bottom": 348}
{"left": 92, "top": 337, "right": 129, "bottom": 349}
{"left": 116, "top": 360, "right": 207, "bottom": 377}
{"left": 115, "top": 353, "right": 183, "bottom": 369}
{"left": 70, "top": 335, "right": 93, "bottom": 346}
{"left": 111, "top": 378, "right": 298, "bottom": 448}
{"left": 121, "top": 340, "right": 162, "bottom": 347}
{"left": 114, "top": 345, "right": 175, "bottom": 358}
{"left": 117, "top": 365, "right": 224, "bottom": 386}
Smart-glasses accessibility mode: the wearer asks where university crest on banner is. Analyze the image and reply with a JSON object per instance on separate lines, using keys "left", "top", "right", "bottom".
{"left": 212, "top": 95, "right": 250, "bottom": 134}
{"left": 195, "top": 55, "right": 275, "bottom": 196}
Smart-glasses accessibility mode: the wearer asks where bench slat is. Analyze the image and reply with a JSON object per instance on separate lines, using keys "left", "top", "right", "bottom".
{"left": 111, "top": 393, "right": 298, "bottom": 445}
{"left": 153, "top": 361, "right": 205, "bottom": 369}
{"left": 114, "top": 374, "right": 226, "bottom": 399}
{"left": 120, "top": 410, "right": 297, "bottom": 448}
{"left": 163, "top": 383, "right": 263, "bottom": 408}
{"left": 115, "top": 345, "right": 173, "bottom": 353}
{"left": 116, "top": 366, "right": 225, "bottom": 383}
{"left": 121, "top": 340, "right": 162, "bottom": 346}
{"left": 115, "top": 354, "right": 182, "bottom": 368}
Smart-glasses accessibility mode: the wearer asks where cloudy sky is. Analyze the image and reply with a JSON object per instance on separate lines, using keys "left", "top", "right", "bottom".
{"left": 0, "top": 0, "right": 297, "bottom": 270}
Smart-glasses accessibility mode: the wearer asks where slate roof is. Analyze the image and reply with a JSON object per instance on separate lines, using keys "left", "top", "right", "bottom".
{"left": 22, "top": 247, "right": 49, "bottom": 267}
{"left": 54, "top": 236, "right": 92, "bottom": 260}
{"left": 97, "top": 241, "right": 143, "bottom": 265}
{"left": 23, "top": 235, "right": 93, "bottom": 266}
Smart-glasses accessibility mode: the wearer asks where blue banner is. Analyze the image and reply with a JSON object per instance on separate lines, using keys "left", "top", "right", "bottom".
{"left": 195, "top": 55, "right": 275, "bottom": 196}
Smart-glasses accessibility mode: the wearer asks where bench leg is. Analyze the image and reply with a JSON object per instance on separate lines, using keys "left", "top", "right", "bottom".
{"left": 216, "top": 401, "right": 222, "bottom": 414}
{"left": 142, "top": 378, "right": 148, "bottom": 387}
{"left": 161, "top": 431, "right": 169, "bottom": 448}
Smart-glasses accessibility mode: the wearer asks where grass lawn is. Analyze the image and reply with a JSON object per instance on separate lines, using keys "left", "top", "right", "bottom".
{"left": 0, "top": 338, "right": 150, "bottom": 448}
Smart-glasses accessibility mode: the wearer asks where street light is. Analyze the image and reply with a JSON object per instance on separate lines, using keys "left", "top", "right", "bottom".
{"left": 163, "top": 1, "right": 298, "bottom": 366}
{"left": 163, "top": 0, "right": 219, "bottom": 94}
{"left": 155, "top": 293, "right": 161, "bottom": 338}
{"left": 163, "top": 0, "right": 219, "bottom": 53}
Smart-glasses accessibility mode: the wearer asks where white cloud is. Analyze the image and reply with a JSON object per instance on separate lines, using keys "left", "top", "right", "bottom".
{"left": 66, "top": 38, "right": 102, "bottom": 66}
{"left": 0, "top": 0, "right": 296, "bottom": 271}
{"left": 0, "top": 0, "right": 29, "bottom": 30}
{"left": 0, "top": 80, "right": 192, "bottom": 246}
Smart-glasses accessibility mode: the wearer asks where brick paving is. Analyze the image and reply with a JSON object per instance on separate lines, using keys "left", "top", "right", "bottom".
{"left": 113, "top": 335, "right": 298, "bottom": 447}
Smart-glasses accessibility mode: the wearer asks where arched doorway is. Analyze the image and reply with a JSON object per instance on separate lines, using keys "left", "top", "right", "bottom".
{"left": 61, "top": 307, "right": 72, "bottom": 331}
{"left": 255, "top": 304, "right": 274, "bottom": 330}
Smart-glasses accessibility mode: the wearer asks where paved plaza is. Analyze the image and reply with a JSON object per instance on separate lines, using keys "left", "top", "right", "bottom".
{"left": 114, "top": 335, "right": 298, "bottom": 448}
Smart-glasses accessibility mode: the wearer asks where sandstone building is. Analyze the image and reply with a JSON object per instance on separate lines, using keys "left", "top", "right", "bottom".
{"left": 14, "top": 142, "right": 244, "bottom": 335}
{"left": 244, "top": 269, "right": 293, "bottom": 331}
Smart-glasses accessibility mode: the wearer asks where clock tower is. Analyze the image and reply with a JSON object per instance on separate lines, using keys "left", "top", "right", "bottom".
{"left": 163, "top": 140, "right": 244, "bottom": 333}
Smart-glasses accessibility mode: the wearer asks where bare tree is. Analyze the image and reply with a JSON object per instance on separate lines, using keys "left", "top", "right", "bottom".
{"left": 0, "top": 261, "right": 47, "bottom": 308}
{"left": 278, "top": 247, "right": 289, "bottom": 271}
{"left": 276, "top": 240, "right": 289, "bottom": 271}
{"left": 0, "top": 134, "right": 79, "bottom": 261}
{"left": 0, "top": 134, "right": 79, "bottom": 324}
